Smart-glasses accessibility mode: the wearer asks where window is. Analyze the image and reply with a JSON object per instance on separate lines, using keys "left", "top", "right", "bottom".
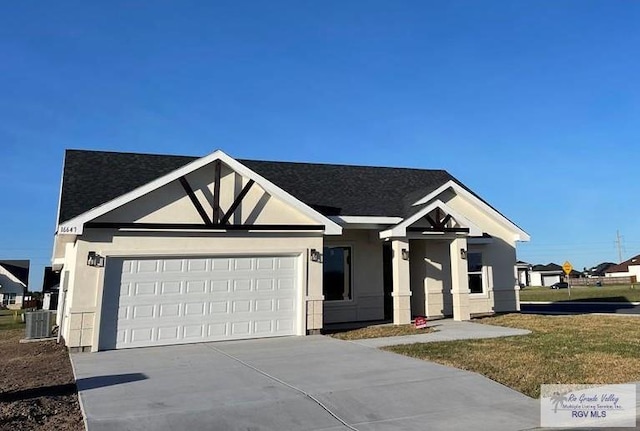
{"left": 2, "top": 293, "right": 17, "bottom": 305}
{"left": 323, "top": 246, "right": 352, "bottom": 301}
{"left": 467, "top": 252, "right": 484, "bottom": 294}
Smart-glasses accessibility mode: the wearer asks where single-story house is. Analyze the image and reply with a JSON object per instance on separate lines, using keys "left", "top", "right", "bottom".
{"left": 529, "top": 263, "right": 564, "bottom": 287}
{"left": 586, "top": 262, "right": 616, "bottom": 278}
{"left": 605, "top": 254, "right": 640, "bottom": 281}
{"left": 0, "top": 260, "right": 29, "bottom": 310}
{"left": 52, "top": 149, "right": 530, "bottom": 352}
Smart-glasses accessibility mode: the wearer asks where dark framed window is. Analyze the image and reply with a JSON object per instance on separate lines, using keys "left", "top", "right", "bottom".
{"left": 467, "top": 252, "right": 484, "bottom": 294}
{"left": 323, "top": 246, "right": 352, "bottom": 301}
{"left": 2, "top": 293, "right": 17, "bottom": 305}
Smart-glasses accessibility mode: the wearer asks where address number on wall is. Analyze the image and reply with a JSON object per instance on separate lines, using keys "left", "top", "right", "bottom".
{"left": 58, "top": 225, "right": 82, "bottom": 234}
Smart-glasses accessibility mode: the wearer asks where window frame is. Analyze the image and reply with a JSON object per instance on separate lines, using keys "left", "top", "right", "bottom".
{"left": 467, "top": 251, "right": 486, "bottom": 296}
{"left": 2, "top": 293, "right": 17, "bottom": 305}
{"left": 322, "top": 244, "right": 354, "bottom": 302}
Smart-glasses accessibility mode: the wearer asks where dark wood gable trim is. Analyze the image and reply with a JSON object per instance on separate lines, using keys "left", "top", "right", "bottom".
{"left": 212, "top": 160, "right": 222, "bottom": 224}
{"left": 415, "top": 206, "right": 469, "bottom": 233}
{"left": 220, "top": 179, "right": 255, "bottom": 225}
{"left": 89, "top": 173, "right": 320, "bottom": 232}
{"left": 85, "top": 222, "right": 324, "bottom": 231}
{"left": 178, "top": 177, "right": 212, "bottom": 226}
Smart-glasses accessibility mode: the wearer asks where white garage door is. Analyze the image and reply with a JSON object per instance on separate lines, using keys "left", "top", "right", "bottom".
{"left": 542, "top": 275, "right": 560, "bottom": 286}
{"left": 105, "top": 255, "right": 299, "bottom": 349}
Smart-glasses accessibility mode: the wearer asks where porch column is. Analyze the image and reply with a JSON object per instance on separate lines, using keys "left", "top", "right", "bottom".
{"left": 391, "top": 239, "right": 412, "bottom": 325}
{"left": 450, "top": 237, "right": 471, "bottom": 321}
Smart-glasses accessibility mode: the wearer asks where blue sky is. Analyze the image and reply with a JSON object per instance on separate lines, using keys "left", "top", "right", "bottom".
{"left": 1, "top": 1, "right": 639, "bottom": 289}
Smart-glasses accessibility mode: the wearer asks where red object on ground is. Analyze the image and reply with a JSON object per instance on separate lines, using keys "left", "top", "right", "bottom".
{"left": 414, "top": 316, "right": 428, "bottom": 329}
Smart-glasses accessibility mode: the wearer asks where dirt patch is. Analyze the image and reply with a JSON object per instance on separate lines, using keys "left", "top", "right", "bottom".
{"left": 0, "top": 328, "right": 84, "bottom": 431}
{"left": 328, "top": 323, "right": 434, "bottom": 340}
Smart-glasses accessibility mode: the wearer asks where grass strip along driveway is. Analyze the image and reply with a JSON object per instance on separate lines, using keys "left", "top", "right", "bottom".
{"left": 385, "top": 314, "right": 640, "bottom": 398}
{"left": 520, "top": 285, "right": 640, "bottom": 303}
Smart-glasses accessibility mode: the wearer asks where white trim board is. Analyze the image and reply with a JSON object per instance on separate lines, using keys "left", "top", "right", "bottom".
{"left": 412, "top": 180, "right": 530, "bottom": 242}
{"left": 329, "top": 216, "right": 403, "bottom": 226}
{"left": 57, "top": 150, "right": 342, "bottom": 236}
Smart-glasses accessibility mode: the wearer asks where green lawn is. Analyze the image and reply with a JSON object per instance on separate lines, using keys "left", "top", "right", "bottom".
{"left": 520, "top": 285, "right": 640, "bottom": 302}
{"left": 385, "top": 314, "right": 640, "bottom": 398}
{"left": 0, "top": 309, "right": 25, "bottom": 331}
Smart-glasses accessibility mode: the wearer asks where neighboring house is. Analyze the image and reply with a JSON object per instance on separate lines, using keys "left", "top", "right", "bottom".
{"left": 586, "top": 262, "right": 616, "bottom": 278}
{"left": 52, "top": 149, "right": 529, "bottom": 352}
{"left": 0, "top": 260, "right": 29, "bottom": 310}
{"left": 516, "top": 261, "right": 532, "bottom": 287}
{"left": 530, "top": 263, "right": 564, "bottom": 287}
{"left": 605, "top": 255, "right": 640, "bottom": 281}
{"left": 42, "top": 266, "right": 61, "bottom": 311}
{"left": 568, "top": 269, "right": 584, "bottom": 279}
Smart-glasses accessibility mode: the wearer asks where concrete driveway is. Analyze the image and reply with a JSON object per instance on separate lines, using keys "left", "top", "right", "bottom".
{"left": 71, "top": 336, "right": 539, "bottom": 431}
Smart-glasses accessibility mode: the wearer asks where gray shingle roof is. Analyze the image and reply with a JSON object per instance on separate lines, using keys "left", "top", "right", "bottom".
{"left": 57, "top": 149, "right": 480, "bottom": 224}
{"left": 532, "top": 263, "right": 563, "bottom": 272}
{"left": 0, "top": 260, "right": 30, "bottom": 285}
{"left": 606, "top": 255, "right": 640, "bottom": 274}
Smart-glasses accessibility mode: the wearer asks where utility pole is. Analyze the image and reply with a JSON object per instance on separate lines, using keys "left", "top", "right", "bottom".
{"left": 615, "top": 230, "right": 624, "bottom": 263}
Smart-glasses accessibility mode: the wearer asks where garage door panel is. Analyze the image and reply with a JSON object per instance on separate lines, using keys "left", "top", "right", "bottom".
{"left": 277, "top": 298, "right": 294, "bottom": 311}
{"left": 185, "top": 280, "right": 206, "bottom": 294}
{"left": 137, "top": 260, "right": 159, "bottom": 273}
{"left": 276, "top": 320, "right": 294, "bottom": 332}
{"left": 134, "top": 282, "right": 156, "bottom": 296}
{"left": 107, "top": 255, "right": 299, "bottom": 349}
{"left": 159, "top": 303, "right": 180, "bottom": 317}
{"left": 161, "top": 259, "right": 183, "bottom": 272}
{"left": 254, "top": 320, "right": 273, "bottom": 334}
{"left": 234, "top": 258, "right": 253, "bottom": 271}
{"left": 131, "top": 327, "right": 154, "bottom": 343}
{"left": 278, "top": 279, "right": 295, "bottom": 290}
{"left": 212, "top": 280, "right": 230, "bottom": 292}
{"left": 233, "top": 279, "right": 252, "bottom": 291}
{"left": 277, "top": 258, "right": 295, "bottom": 269}
{"left": 158, "top": 326, "right": 180, "bottom": 341}
{"left": 160, "top": 281, "right": 182, "bottom": 294}
{"left": 231, "top": 321, "right": 250, "bottom": 335}
{"left": 255, "top": 299, "right": 274, "bottom": 312}
{"left": 183, "top": 325, "right": 204, "bottom": 339}
{"left": 257, "top": 258, "right": 275, "bottom": 270}
{"left": 187, "top": 259, "right": 208, "bottom": 272}
{"left": 209, "top": 301, "right": 229, "bottom": 314}
{"left": 133, "top": 304, "right": 155, "bottom": 319}
{"left": 212, "top": 259, "right": 231, "bottom": 271}
{"left": 117, "top": 306, "right": 129, "bottom": 320}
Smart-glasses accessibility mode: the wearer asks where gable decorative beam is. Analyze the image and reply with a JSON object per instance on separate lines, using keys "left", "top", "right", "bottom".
{"left": 220, "top": 180, "right": 255, "bottom": 225}
{"left": 379, "top": 200, "right": 482, "bottom": 239}
{"left": 424, "top": 207, "right": 453, "bottom": 231}
{"left": 178, "top": 177, "right": 213, "bottom": 226}
{"left": 212, "top": 160, "right": 222, "bottom": 224}
{"left": 178, "top": 172, "right": 258, "bottom": 227}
